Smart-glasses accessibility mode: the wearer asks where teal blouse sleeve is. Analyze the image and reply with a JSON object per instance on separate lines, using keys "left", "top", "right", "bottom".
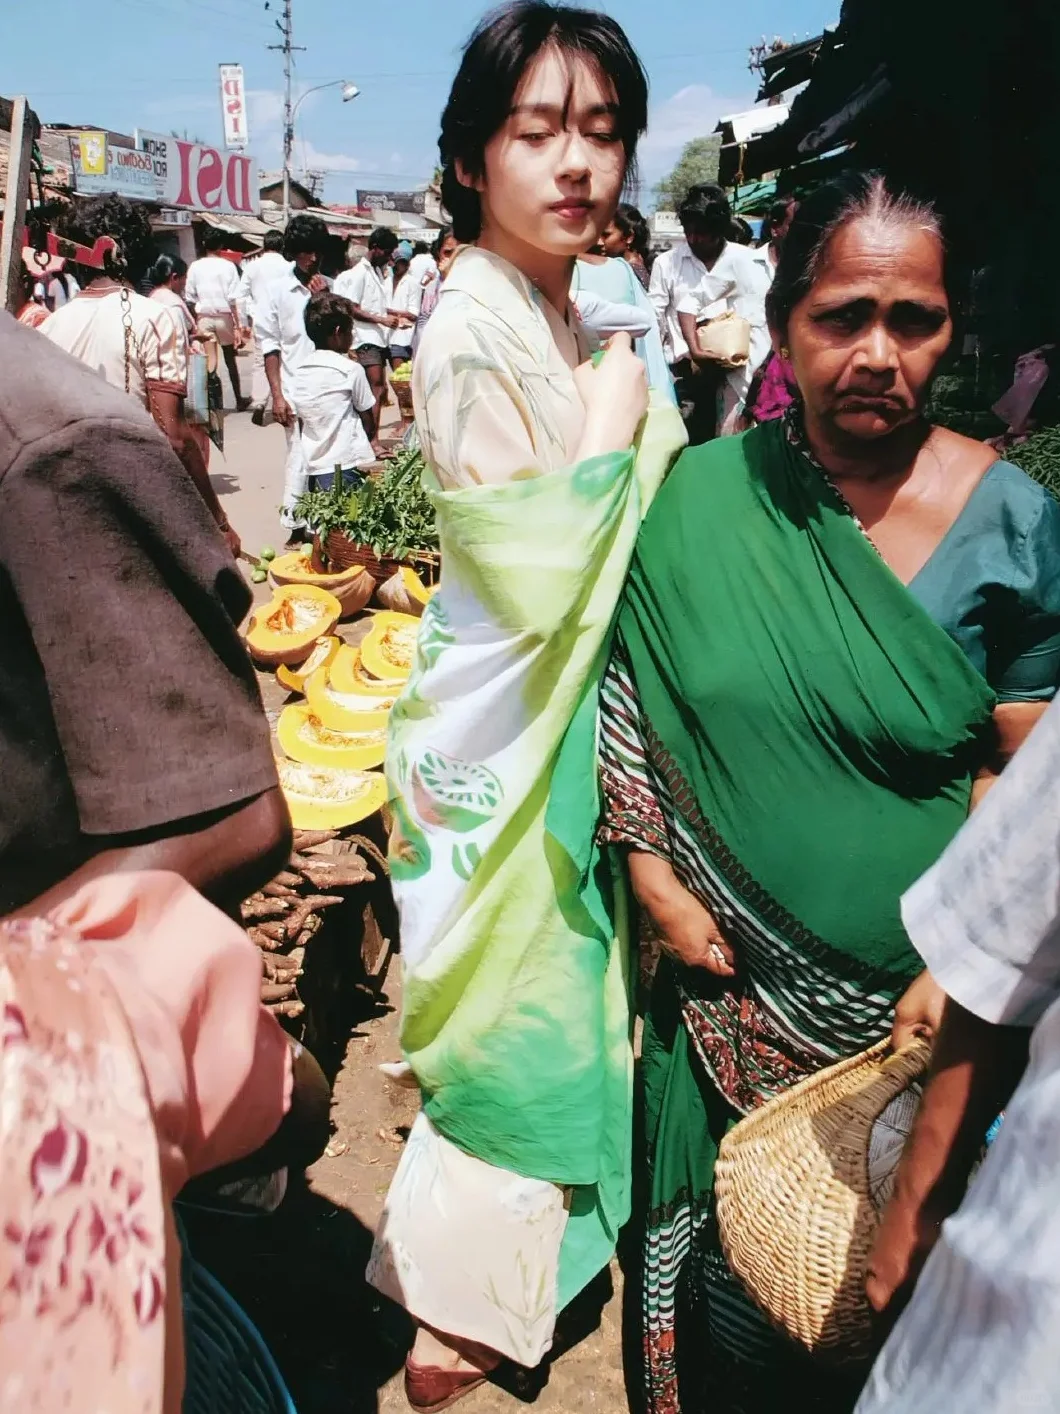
{"left": 993, "top": 474, "right": 1060, "bottom": 701}
{"left": 908, "top": 461, "right": 1060, "bottom": 701}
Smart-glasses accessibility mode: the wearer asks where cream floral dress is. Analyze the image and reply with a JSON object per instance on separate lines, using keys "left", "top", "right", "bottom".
{"left": 366, "top": 247, "right": 593, "bottom": 1367}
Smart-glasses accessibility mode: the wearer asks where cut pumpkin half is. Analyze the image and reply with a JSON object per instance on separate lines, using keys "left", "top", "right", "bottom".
{"left": 360, "top": 613, "right": 420, "bottom": 682}
{"left": 244, "top": 585, "right": 342, "bottom": 667}
{"left": 276, "top": 635, "right": 340, "bottom": 695}
{"left": 269, "top": 550, "right": 374, "bottom": 618}
{"left": 276, "top": 703, "right": 387, "bottom": 770}
{"left": 305, "top": 666, "right": 396, "bottom": 732}
{"left": 277, "top": 758, "right": 387, "bottom": 829}
{"left": 329, "top": 643, "right": 408, "bottom": 695}
{"left": 375, "top": 566, "right": 432, "bottom": 617}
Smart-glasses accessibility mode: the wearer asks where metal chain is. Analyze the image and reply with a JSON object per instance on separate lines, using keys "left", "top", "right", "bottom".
{"left": 120, "top": 284, "right": 135, "bottom": 397}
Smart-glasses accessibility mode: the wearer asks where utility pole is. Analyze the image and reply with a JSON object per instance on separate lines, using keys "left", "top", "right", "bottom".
{"left": 268, "top": 0, "right": 305, "bottom": 226}
{"left": 0, "top": 97, "right": 37, "bottom": 314}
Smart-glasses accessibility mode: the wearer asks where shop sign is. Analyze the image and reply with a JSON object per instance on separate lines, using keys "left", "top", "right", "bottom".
{"left": 652, "top": 211, "right": 683, "bottom": 238}
{"left": 70, "top": 133, "right": 164, "bottom": 200}
{"left": 156, "top": 208, "right": 193, "bottom": 226}
{"left": 356, "top": 189, "right": 426, "bottom": 215}
{"left": 137, "top": 131, "right": 260, "bottom": 215}
{"left": 219, "top": 64, "right": 249, "bottom": 150}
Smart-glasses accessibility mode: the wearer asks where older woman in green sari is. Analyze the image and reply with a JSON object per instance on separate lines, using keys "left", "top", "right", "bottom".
{"left": 600, "top": 173, "right": 1060, "bottom": 1414}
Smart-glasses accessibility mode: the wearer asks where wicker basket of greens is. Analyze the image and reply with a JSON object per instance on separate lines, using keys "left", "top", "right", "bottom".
{"left": 295, "top": 448, "right": 440, "bottom": 583}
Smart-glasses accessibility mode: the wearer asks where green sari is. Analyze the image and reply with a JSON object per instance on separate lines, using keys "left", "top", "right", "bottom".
{"left": 599, "top": 419, "right": 1002, "bottom": 1412}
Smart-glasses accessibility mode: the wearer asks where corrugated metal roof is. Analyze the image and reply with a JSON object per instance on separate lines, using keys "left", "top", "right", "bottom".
{"left": 756, "top": 34, "right": 829, "bottom": 101}
{"left": 715, "top": 105, "right": 790, "bottom": 146}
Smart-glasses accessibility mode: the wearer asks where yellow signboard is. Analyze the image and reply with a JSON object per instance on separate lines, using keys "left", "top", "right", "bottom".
{"left": 78, "top": 131, "right": 107, "bottom": 175}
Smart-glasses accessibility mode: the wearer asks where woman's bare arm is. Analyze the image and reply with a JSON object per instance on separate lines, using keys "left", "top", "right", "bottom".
{"left": 868, "top": 999, "right": 1028, "bottom": 1323}
{"left": 972, "top": 701, "right": 1049, "bottom": 808}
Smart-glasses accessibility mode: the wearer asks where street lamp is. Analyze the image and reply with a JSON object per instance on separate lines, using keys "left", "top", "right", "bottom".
{"left": 283, "top": 79, "right": 359, "bottom": 224}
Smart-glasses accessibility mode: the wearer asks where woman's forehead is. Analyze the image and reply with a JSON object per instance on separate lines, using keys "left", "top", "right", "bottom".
{"left": 511, "top": 46, "right": 618, "bottom": 115}
{"left": 814, "top": 221, "right": 945, "bottom": 291}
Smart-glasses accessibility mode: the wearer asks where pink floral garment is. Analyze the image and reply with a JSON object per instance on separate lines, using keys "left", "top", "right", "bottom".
{"left": 0, "top": 916, "right": 168, "bottom": 1414}
{"left": 0, "top": 872, "right": 293, "bottom": 1414}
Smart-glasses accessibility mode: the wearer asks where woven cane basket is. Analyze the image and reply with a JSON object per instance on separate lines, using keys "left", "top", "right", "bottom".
{"left": 321, "top": 530, "right": 401, "bottom": 583}
{"left": 715, "top": 1038, "right": 931, "bottom": 1364}
{"left": 391, "top": 379, "right": 415, "bottom": 414}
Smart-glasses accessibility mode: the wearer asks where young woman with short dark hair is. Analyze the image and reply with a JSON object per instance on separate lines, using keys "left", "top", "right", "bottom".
{"left": 366, "top": 5, "right": 686, "bottom": 1409}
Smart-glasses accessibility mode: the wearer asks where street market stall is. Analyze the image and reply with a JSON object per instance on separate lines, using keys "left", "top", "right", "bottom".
{"left": 237, "top": 449, "right": 439, "bottom": 1049}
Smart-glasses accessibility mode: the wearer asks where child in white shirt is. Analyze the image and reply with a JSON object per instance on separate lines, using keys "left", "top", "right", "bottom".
{"left": 290, "top": 291, "right": 378, "bottom": 489}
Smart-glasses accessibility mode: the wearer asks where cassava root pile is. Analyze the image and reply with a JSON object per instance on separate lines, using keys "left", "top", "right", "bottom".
{"left": 241, "top": 827, "right": 386, "bottom": 1019}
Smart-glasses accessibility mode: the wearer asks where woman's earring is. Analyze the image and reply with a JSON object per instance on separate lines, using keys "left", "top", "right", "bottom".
{"left": 780, "top": 346, "right": 790, "bottom": 360}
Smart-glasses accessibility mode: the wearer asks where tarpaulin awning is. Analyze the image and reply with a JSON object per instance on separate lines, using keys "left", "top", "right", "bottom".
{"left": 730, "top": 180, "right": 777, "bottom": 214}
{"left": 198, "top": 210, "right": 272, "bottom": 239}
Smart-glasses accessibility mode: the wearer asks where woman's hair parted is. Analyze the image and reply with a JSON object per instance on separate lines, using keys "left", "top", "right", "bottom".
{"left": 147, "top": 253, "right": 187, "bottom": 288}
{"left": 439, "top": 2, "right": 648, "bottom": 243}
{"left": 765, "top": 172, "right": 945, "bottom": 335}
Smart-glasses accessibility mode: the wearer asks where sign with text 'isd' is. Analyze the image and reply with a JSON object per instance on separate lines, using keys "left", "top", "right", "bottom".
{"left": 137, "top": 132, "right": 260, "bottom": 215}
{"left": 219, "top": 64, "right": 249, "bottom": 150}
{"left": 356, "top": 189, "right": 426, "bottom": 215}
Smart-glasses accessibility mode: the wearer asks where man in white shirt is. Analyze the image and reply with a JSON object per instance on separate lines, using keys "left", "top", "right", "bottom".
{"left": 408, "top": 240, "right": 436, "bottom": 289}
{"left": 235, "top": 230, "right": 289, "bottom": 326}
{"left": 254, "top": 214, "right": 331, "bottom": 541}
{"left": 749, "top": 196, "right": 798, "bottom": 283}
{"left": 649, "top": 184, "right": 771, "bottom": 442}
{"left": 185, "top": 228, "right": 249, "bottom": 410}
{"left": 387, "top": 241, "right": 420, "bottom": 369}
{"left": 46, "top": 265, "right": 79, "bottom": 311}
{"left": 333, "top": 226, "right": 407, "bottom": 424}
{"left": 236, "top": 231, "right": 291, "bottom": 415}
{"left": 290, "top": 291, "right": 378, "bottom": 488}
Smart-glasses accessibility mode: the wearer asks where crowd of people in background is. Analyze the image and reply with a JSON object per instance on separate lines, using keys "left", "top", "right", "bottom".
{"left": 13, "top": 170, "right": 807, "bottom": 566}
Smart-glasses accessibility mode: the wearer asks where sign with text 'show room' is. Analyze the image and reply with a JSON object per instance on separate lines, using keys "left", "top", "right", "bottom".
{"left": 219, "top": 64, "right": 249, "bottom": 150}
{"left": 136, "top": 131, "right": 260, "bottom": 216}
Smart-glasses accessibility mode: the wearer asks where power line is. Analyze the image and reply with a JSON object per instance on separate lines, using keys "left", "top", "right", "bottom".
{"left": 21, "top": 41, "right": 753, "bottom": 102}
{"left": 87, "top": 0, "right": 274, "bottom": 38}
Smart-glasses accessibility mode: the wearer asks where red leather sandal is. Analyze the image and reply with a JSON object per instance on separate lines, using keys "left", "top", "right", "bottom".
{"left": 404, "top": 1358, "right": 494, "bottom": 1413}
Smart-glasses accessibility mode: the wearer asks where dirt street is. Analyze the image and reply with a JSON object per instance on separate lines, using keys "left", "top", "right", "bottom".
{"left": 189, "top": 357, "right": 634, "bottom": 1414}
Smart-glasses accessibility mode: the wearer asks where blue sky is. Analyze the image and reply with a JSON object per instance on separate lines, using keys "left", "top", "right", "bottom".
{"left": 1, "top": 0, "right": 837, "bottom": 208}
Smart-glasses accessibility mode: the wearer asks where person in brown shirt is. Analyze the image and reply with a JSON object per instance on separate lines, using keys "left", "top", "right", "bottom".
{"left": 0, "top": 311, "right": 289, "bottom": 915}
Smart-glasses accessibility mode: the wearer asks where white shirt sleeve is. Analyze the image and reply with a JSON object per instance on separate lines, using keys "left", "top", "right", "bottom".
{"left": 574, "top": 290, "right": 652, "bottom": 338}
{"left": 235, "top": 266, "right": 253, "bottom": 321}
{"left": 648, "top": 254, "right": 672, "bottom": 326}
{"left": 733, "top": 248, "right": 773, "bottom": 372}
{"left": 336, "top": 265, "right": 366, "bottom": 306}
{"left": 222, "top": 259, "right": 240, "bottom": 307}
{"left": 902, "top": 699, "right": 1060, "bottom": 1028}
{"left": 349, "top": 360, "right": 376, "bottom": 414}
{"left": 255, "top": 286, "right": 282, "bottom": 356}
{"left": 184, "top": 262, "right": 201, "bottom": 309}
{"left": 404, "top": 276, "right": 424, "bottom": 321}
